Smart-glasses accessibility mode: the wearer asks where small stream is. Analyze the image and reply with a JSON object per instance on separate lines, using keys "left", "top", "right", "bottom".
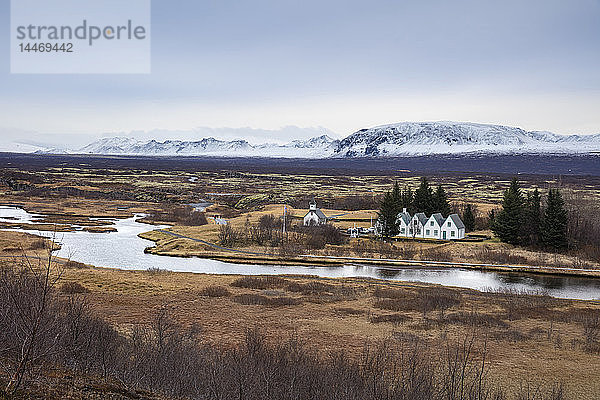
{"left": 1, "top": 206, "right": 600, "bottom": 300}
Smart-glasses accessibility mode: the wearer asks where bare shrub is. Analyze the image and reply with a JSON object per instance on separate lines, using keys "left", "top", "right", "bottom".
{"left": 60, "top": 282, "right": 89, "bottom": 294}
{"left": 286, "top": 281, "right": 334, "bottom": 295}
{"left": 472, "top": 245, "right": 531, "bottom": 265}
{"left": 574, "top": 310, "right": 600, "bottom": 353}
{"left": 297, "top": 224, "right": 346, "bottom": 249}
{"left": 200, "top": 285, "right": 231, "bottom": 297}
{"left": 418, "top": 287, "right": 462, "bottom": 318}
{"left": 146, "top": 266, "right": 167, "bottom": 275}
{"left": 373, "top": 286, "right": 408, "bottom": 299}
{"left": 218, "top": 224, "right": 239, "bottom": 247}
{"left": 421, "top": 247, "right": 453, "bottom": 262}
{"left": 28, "top": 239, "right": 46, "bottom": 250}
{"left": 230, "top": 276, "right": 288, "bottom": 290}
{"left": 443, "top": 311, "right": 509, "bottom": 329}
{"left": 488, "top": 288, "right": 557, "bottom": 321}
{"left": 63, "top": 260, "right": 87, "bottom": 269}
{"left": 232, "top": 293, "right": 301, "bottom": 307}
{"left": 149, "top": 205, "right": 208, "bottom": 226}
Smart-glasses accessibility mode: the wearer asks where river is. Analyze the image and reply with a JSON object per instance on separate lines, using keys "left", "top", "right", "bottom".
{"left": 1, "top": 206, "right": 599, "bottom": 300}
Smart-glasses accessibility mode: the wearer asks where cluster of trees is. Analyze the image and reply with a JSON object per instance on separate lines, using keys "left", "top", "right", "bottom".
{"left": 378, "top": 178, "right": 452, "bottom": 237}
{"left": 491, "top": 178, "right": 568, "bottom": 250}
{"left": 149, "top": 205, "right": 208, "bottom": 226}
{"left": 218, "top": 214, "right": 345, "bottom": 251}
{"left": 0, "top": 256, "right": 567, "bottom": 399}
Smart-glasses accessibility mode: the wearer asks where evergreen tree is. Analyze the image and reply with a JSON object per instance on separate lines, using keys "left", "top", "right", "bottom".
{"left": 391, "top": 182, "right": 402, "bottom": 214}
{"left": 413, "top": 177, "right": 434, "bottom": 215}
{"left": 523, "top": 188, "right": 542, "bottom": 245}
{"left": 488, "top": 209, "right": 496, "bottom": 231}
{"left": 401, "top": 187, "right": 414, "bottom": 214}
{"left": 463, "top": 203, "right": 476, "bottom": 232}
{"left": 492, "top": 178, "right": 525, "bottom": 245}
{"left": 432, "top": 185, "right": 451, "bottom": 216}
{"left": 377, "top": 190, "right": 399, "bottom": 238}
{"left": 541, "top": 188, "right": 568, "bottom": 250}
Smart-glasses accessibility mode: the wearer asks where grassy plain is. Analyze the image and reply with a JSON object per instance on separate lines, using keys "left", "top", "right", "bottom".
{"left": 1, "top": 156, "right": 600, "bottom": 397}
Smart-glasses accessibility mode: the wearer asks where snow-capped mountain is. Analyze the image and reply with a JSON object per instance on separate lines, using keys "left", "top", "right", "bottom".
{"left": 59, "top": 122, "right": 600, "bottom": 158}
{"left": 333, "top": 122, "right": 600, "bottom": 157}
{"left": 79, "top": 135, "right": 340, "bottom": 158}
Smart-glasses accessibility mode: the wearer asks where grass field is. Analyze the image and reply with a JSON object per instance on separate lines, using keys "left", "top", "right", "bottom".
{"left": 1, "top": 157, "right": 600, "bottom": 398}
{"left": 45, "top": 262, "right": 600, "bottom": 399}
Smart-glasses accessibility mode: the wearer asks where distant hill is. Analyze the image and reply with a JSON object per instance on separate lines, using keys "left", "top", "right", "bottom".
{"left": 41, "top": 121, "right": 600, "bottom": 158}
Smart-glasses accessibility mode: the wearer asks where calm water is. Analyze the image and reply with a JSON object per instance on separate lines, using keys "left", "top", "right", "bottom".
{"left": 2, "top": 206, "right": 600, "bottom": 300}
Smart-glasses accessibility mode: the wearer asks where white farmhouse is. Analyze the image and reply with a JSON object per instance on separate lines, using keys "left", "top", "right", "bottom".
{"left": 409, "top": 212, "right": 427, "bottom": 238}
{"left": 390, "top": 210, "right": 466, "bottom": 241}
{"left": 424, "top": 213, "right": 444, "bottom": 239}
{"left": 441, "top": 214, "right": 465, "bottom": 240}
{"left": 396, "top": 208, "right": 412, "bottom": 236}
{"left": 303, "top": 200, "right": 327, "bottom": 226}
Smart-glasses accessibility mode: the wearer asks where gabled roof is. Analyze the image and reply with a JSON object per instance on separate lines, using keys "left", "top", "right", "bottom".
{"left": 447, "top": 214, "right": 465, "bottom": 229}
{"left": 305, "top": 209, "right": 327, "bottom": 220}
{"left": 413, "top": 212, "right": 427, "bottom": 225}
{"left": 397, "top": 211, "right": 411, "bottom": 225}
{"left": 429, "top": 213, "right": 445, "bottom": 226}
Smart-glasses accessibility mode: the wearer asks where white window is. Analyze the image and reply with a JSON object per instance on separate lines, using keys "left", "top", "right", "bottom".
{"left": 451, "top": 231, "right": 455, "bottom": 237}
{"left": 434, "top": 230, "right": 438, "bottom": 235}
{"left": 400, "top": 228, "right": 405, "bottom": 234}
{"left": 426, "top": 229, "right": 430, "bottom": 235}
{"left": 430, "top": 221, "right": 434, "bottom": 226}
{"left": 448, "top": 222, "right": 451, "bottom": 227}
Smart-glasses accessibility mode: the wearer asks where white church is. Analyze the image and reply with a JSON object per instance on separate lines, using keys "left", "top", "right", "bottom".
{"left": 303, "top": 200, "right": 328, "bottom": 226}
{"left": 395, "top": 208, "right": 465, "bottom": 240}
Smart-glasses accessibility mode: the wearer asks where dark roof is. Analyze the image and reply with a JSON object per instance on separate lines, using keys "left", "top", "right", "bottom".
{"left": 397, "top": 211, "right": 411, "bottom": 225}
{"left": 305, "top": 209, "right": 327, "bottom": 220}
{"left": 430, "top": 213, "right": 445, "bottom": 226}
{"left": 448, "top": 214, "right": 465, "bottom": 229}
{"left": 414, "top": 212, "right": 427, "bottom": 225}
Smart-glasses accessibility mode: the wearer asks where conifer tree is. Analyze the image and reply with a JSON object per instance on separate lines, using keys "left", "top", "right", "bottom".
{"left": 432, "top": 185, "right": 451, "bottom": 216}
{"left": 492, "top": 178, "right": 524, "bottom": 245}
{"left": 523, "top": 188, "right": 542, "bottom": 245}
{"left": 463, "top": 203, "right": 476, "bottom": 232}
{"left": 488, "top": 209, "right": 496, "bottom": 230}
{"left": 541, "top": 188, "right": 568, "bottom": 250}
{"left": 401, "top": 187, "right": 414, "bottom": 214}
{"left": 377, "top": 190, "right": 399, "bottom": 238}
{"left": 413, "top": 177, "right": 434, "bottom": 215}
{"left": 391, "top": 182, "right": 402, "bottom": 214}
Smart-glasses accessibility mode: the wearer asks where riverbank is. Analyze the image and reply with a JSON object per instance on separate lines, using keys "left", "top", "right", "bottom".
{"left": 140, "top": 229, "right": 600, "bottom": 279}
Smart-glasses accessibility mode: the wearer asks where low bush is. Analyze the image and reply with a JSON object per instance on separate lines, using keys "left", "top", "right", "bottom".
{"left": 372, "top": 286, "right": 408, "bottom": 299}
{"left": 28, "top": 239, "right": 46, "bottom": 250}
{"left": 64, "top": 260, "right": 87, "bottom": 269}
{"left": 200, "top": 285, "right": 231, "bottom": 297}
{"left": 230, "top": 276, "right": 288, "bottom": 290}
{"left": 232, "top": 293, "right": 301, "bottom": 307}
{"left": 60, "top": 282, "right": 90, "bottom": 294}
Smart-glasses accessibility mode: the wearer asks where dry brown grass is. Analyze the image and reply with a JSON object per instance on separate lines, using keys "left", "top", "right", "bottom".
{"left": 27, "top": 261, "right": 597, "bottom": 399}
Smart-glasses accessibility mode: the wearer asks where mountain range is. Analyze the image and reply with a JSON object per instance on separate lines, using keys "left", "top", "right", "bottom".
{"left": 37, "top": 121, "right": 600, "bottom": 158}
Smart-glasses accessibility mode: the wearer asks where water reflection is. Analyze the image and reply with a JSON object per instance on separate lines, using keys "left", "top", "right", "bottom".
{"left": 1, "top": 206, "right": 600, "bottom": 301}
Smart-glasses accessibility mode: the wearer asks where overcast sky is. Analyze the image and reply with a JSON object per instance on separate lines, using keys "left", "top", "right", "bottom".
{"left": 1, "top": 0, "right": 599, "bottom": 147}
